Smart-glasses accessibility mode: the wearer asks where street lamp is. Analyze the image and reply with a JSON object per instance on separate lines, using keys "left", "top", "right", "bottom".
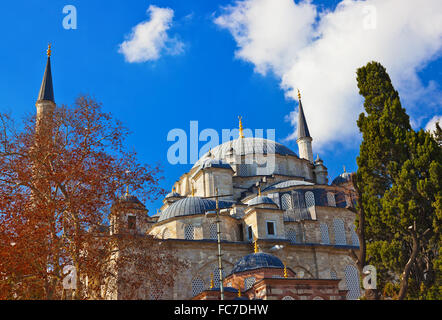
{"left": 204, "top": 189, "right": 232, "bottom": 301}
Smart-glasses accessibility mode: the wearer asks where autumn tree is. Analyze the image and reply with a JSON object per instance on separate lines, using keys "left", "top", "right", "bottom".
{"left": 0, "top": 96, "right": 185, "bottom": 300}
{"left": 353, "top": 61, "right": 442, "bottom": 300}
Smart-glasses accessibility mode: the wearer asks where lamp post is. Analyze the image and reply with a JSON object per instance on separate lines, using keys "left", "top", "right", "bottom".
{"left": 204, "top": 189, "right": 232, "bottom": 301}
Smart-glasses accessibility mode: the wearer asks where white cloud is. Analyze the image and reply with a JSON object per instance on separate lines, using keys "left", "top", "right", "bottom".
{"left": 215, "top": 0, "right": 442, "bottom": 150}
{"left": 425, "top": 115, "right": 442, "bottom": 133}
{"left": 119, "top": 5, "right": 184, "bottom": 63}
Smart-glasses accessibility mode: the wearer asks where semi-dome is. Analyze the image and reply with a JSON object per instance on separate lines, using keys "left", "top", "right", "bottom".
{"left": 158, "top": 197, "right": 233, "bottom": 222}
{"left": 332, "top": 172, "right": 353, "bottom": 185}
{"left": 165, "top": 192, "right": 181, "bottom": 199}
{"left": 247, "top": 196, "right": 276, "bottom": 207}
{"left": 193, "top": 137, "right": 297, "bottom": 168}
{"left": 263, "top": 179, "right": 314, "bottom": 192}
{"left": 200, "top": 158, "right": 233, "bottom": 170}
{"left": 231, "top": 252, "right": 285, "bottom": 274}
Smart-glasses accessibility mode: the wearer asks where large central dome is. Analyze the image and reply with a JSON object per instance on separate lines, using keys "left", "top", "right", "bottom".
{"left": 193, "top": 137, "right": 297, "bottom": 168}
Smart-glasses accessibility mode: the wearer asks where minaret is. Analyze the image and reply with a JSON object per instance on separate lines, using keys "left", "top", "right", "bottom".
{"left": 296, "top": 90, "right": 313, "bottom": 163}
{"left": 36, "top": 44, "right": 55, "bottom": 134}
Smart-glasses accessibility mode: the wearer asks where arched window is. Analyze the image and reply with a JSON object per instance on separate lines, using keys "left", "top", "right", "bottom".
{"left": 305, "top": 191, "right": 315, "bottom": 208}
{"left": 185, "top": 224, "right": 195, "bottom": 240}
{"left": 320, "top": 223, "right": 330, "bottom": 245}
{"left": 281, "top": 193, "right": 293, "bottom": 210}
{"left": 345, "top": 265, "right": 361, "bottom": 300}
{"left": 305, "top": 191, "right": 316, "bottom": 220}
{"left": 212, "top": 266, "right": 226, "bottom": 288}
{"left": 333, "top": 218, "right": 347, "bottom": 245}
{"left": 286, "top": 229, "right": 297, "bottom": 244}
{"left": 327, "top": 192, "right": 336, "bottom": 207}
{"left": 209, "top": 223, "right": 217, "bottom": 240}
{"left": 244, "top": 277, "right": 256, "bottom": 291}
{"left": 313, "top": 296, "right": 324, "bottom": 300}
{"left": 330, "top": 270, "right": 338, "bottom": 279}
{"left": 282, "top": 296, "right": 295, "bottom": 300}
{"left": 191, "top": 277, "right": 205, "bottom": 297}
{"left": 351, "top": 226, "right": 360, "bottom": 247}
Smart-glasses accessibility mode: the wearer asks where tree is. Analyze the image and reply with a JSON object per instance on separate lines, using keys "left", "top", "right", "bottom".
{"left": 0, "top": 96, "right": 185, "bottom": 300}
{"left": 354, "top": 61, "right": 442, "bottom": 300}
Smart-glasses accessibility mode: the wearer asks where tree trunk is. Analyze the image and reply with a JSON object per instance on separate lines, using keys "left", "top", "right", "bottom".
{"left": 397, "top": 230, "right": 419, "bottom": 300}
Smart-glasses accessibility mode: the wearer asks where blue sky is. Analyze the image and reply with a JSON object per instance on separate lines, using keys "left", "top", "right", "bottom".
{"left": 0, "top": 0, "right": 441, "bottom": 215}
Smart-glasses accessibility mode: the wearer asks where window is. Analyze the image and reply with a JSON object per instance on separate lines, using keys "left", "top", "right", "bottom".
{"left": 266, "top": 221, "right": 276, "bottom": 237}
{"left": 247, "top": 226, "right": 253, "bottom": 241}
{"left": 191, "top": 277, "right": 205, "bottom": 297}
{"left": 327, "top": 192, "right": 336, "bottom": 207}
{"left": 212, "top": 266, "right": 226, "bottom": 288}
{"left": 238, "top": 225, "right": 244, "bottom": 242}
{"left": 351, "top": 226, "right": 360, "bottom": 247}
{"left": 330, "top": 270, "right": 338, "bottom": 279}
{"left": 320, "top": 223, "right": 330, "bottom": 245}
{"left": 333, "top": 218, "right": 347, "bottom": 245}
{"left": 244, "top": 277, "right": 256, "bottom": 290}
{"left": 185, "top": 224, "right": 195, "bottom": 240}
{"left": 305, "top": 191, "right": 315, "bottom": 208}
{"left": 281, "top": 193, "right": 293, "bottom": 210}
{"left": 345, "top": 265, "right": 361, "bottom": 300}
{"left": 127, "top": 215, "right": 136, "bottom": 230}
{"left": 209, "top": 223, "right": 217, "bottom": 240}
{"left": 286, "top": 229, "right": 297, "bottom": 244}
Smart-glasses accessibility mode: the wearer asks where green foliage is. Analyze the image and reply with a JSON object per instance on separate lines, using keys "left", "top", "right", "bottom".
{"left": 355, "top": 61, "right": 442, "bottom": 299}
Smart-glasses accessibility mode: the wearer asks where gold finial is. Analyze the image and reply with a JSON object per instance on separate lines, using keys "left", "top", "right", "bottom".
{"left": 284, "top": 262, "right": 288, "bottom": 279}
{"left": 238, "top": 285, "right": 242, "bottom": 298}
{"left": 125, "top": 185, "right": 129, "bottom": 196}
{"left": 297, "top": 89, "right": 302, "bottom": 101}
{"left": 238, "top": 116, "right": 245, "bottom": 139}
{"left": 343, "top": 165, "right": 347, "bottom": 173}
{"left": 258, "top": 186, "right": 262, "bottom": 197}
{"left": 47, "top": 44, "right": 52, "bottom": 57}
{"left": 254, "top": 237, "right": 259, "bottom": 254}
{"left": 210, "top": 273, "right": 214, "bottom": 289}
{"left": 191, "top": 183, "right": 195, "bottom": 197}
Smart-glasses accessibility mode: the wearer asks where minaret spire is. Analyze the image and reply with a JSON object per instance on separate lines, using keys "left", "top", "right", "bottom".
{"left": 296, "top": 89, "right": 314, "bottom": 163}
{"left": 297, "top": 89, "right": 311, "bottom": 140}
{"left": 37, "top": 44, "right": 55, "bottom": 103}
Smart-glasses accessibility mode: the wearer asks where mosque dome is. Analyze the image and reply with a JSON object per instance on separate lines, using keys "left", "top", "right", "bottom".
{"left": 193, "top": 137, "right": 297, "bottom": 168}
{"left": 332, "top": 171, "right": 353, "bottom": 185}
{"left": 247, "top": 196, "right": 277, "bottom": 207}
{"left": 231, "top": 252, "right": 285, "bottom": 274}
{"left": 158, "top": 197, "right": 233, "bottom": 222}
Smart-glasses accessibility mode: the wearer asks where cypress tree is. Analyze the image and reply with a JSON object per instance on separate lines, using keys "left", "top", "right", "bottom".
{"left": 355, "top": 61, "right": 441, "bottom": 299}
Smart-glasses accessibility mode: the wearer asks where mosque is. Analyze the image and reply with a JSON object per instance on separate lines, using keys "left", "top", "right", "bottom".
{"left": 35, "top": 47, "right": 362, "bottom": 300}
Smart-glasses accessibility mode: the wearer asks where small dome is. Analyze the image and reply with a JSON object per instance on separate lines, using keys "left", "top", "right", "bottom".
{"left": 166, "top": 192, "right": 181, "bottom": 199}
{"left": 118, "top": 193, "right": 144, "bottom": 206}
{"left": 231, "top": 252, "right": 285, "bottom": 274}
{"left": 247, "top": 196, "right": 276, "bottom": 207}
{"left": 200, "top": 158, "right": 232, "bottom": 170}
{"left": 158, "top": 197, "right": 233, "bottom": 222}
{"left": 332, "top": 172, "right": 353, "bottom": 185}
